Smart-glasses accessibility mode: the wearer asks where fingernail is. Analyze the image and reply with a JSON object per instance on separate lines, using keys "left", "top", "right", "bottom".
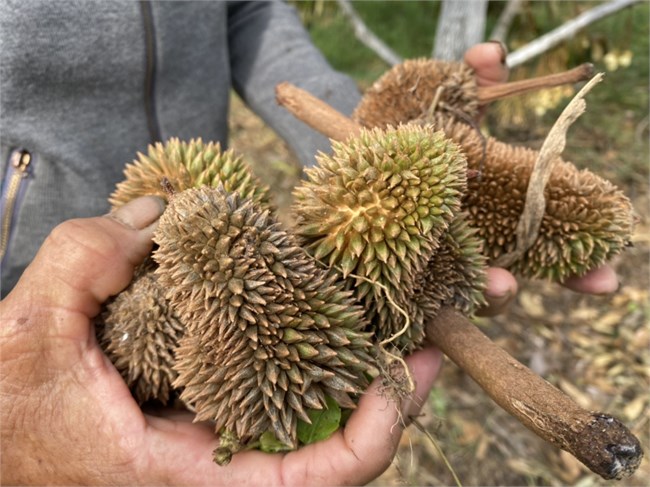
{"left": 106, "top": 196, "right": 166, "bottom": 230}
{"left": 486, "top": 289, "right": 512, "bottom": 307}
{"left": 487, "top": 39, "right": 508, "bottom": 64}
{"left": 477, "top": 290, "right": 514, "bottom": 317}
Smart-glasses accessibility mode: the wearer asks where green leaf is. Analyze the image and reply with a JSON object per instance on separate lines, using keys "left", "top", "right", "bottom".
{"left": 297, "top": 395, "right": 342, "bottom": 445}
{"left": 259, "top": 431, "right": 293, "bottom": 453}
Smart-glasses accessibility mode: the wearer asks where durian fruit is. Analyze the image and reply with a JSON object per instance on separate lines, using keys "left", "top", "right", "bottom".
{"left": 292, "top": 124, "right": 469, "bottom": 351}
{"left": 352, "top": 58, "right": 593, "bottom": 130}
{"left": 352, "top": 59, "right": 479, "bottom": 129}
{"left": 109, "top": 138, "right": 269, "bottom": 208}
{"left": 153, "top": 185, "right": 377, "bottom": 463}
{"left": 414, "top": 213, "right": 488, "bottom": 319}
{"left": 422, "top": 114, "right": 635, "bottom": 280}
{"left": 351, "top": 61, "right": 634, "bottom": 280}
{"left": 97, "top": 257, "right": 184, "bottom": 404}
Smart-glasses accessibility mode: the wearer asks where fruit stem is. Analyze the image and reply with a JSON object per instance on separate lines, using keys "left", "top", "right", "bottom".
{"left": 476, "top": 63, "right": 595, "bottom": 103}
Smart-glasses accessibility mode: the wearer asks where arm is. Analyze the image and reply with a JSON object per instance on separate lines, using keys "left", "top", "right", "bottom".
{"left": 227, "top": 0, "right": 362, "bottom": 167}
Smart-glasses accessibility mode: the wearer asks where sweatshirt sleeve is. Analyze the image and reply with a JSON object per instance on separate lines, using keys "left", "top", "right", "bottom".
{"left": 227, "top": 0, "right": 361, "bottom": 167}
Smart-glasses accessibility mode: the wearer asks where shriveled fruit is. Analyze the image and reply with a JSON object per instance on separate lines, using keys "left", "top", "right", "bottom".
{"left": 97, "top": 258, "right": 184, "bottom": 404}
{"left": 153, "top": 185, "right": 377, "bottom": 463}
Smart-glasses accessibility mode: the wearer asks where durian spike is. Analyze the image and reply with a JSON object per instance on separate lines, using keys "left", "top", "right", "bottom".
{"left": 476, "top": 63, "right": 594, "bottom": 104}
{"left": 276, "top": 82, "right": 643, "bottom": 480}
{"left": 426, "top": 307, "right": 643, "bottom": 481}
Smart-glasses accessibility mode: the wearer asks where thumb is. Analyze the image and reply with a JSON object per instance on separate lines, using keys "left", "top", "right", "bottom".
{"left": 10, "top": 196, "right": 165, "bottom": 318}
{"left": 463, "top": 41, "right": 509, "bottom": 87}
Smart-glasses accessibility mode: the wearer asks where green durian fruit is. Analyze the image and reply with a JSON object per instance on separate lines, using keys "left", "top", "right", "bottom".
{"left": 422, "top": 114, "right": 635, "bottom": 280}
{"left": 153, "top": 185, "right": 377, "bottom": 464}
{"left": 97, "top": 258, "right": 184, "bottom": 404}
{"left": 352, "top": 59, "right": 479, "bottom": 129}
{"left": 109, "top": 138, "right": 269, "bottom": 209}
{"left": 292, "top": 124, "right": 468, "bottom": 351}
{"left": 414, "top": 213, "right": 488, "bottom": 319}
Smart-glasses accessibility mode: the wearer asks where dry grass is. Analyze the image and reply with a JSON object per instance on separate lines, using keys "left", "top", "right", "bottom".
{"left": 228, "top": 92, "right": 649, "bottom": 487}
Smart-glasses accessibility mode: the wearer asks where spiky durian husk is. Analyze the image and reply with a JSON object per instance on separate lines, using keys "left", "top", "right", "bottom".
{"left": 153, "top": 185, "right": 376, "bottom": 463}
{"left": 352, "top": 59, "right": 479, "bottom": 129}
{"left": 109, "top": 138, "right": 269, "bottom": 209}
{"left": 292, "top": 124, "right": 468, "bottom": 350}
{"left": 414, "top": 213, "right": 488, "bottom": 319}
{"left": 423, "top": 114, "right": 635, "bottom": 280}
{"left": 97, "top": 258, "right": 184, "bottom": 404}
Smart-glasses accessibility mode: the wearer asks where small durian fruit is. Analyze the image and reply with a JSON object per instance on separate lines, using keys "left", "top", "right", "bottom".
{"left": 353, "top": 59, "right": 479, "bottom": 129}
{"left": 414, "top": 213, "right": 488, "bottom": 319}
{"left": 109, "top": 138, "right": 269, "bottom": 208}
{"left": 153, "top": 185, "right": 376, "bottom": 464}
{"left": 292, "top": 124, "right": 468, "bottom": 351}
{"left": 352, "top": 58, "right": 593, "bottom": 130}
{"left": 97, "top": 258, "right": 184, "bottom": 404}
{"left": 427, "top": 113, "right": 635, "bottom": 280}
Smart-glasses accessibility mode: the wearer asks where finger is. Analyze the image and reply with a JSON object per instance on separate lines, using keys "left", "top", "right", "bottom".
{"left": 145, "top": 348, "right": 443, "bottom": 486}
{"left": 562, "top": 265, "right": 619, "bottom": 295}
{"left": 144, "top": 413, "right": 288, "bottom": 486}
{"left": 476, "top": 267, "right": 518, "bottom": 317}
{"left": 280, "top": 346, "right": 443, "bottom": 486}
{"left": 463, "top": 41, "right": 509, "bottom": 87}
{"left": 11, "top": 196, "right": 165, "bottom": 318}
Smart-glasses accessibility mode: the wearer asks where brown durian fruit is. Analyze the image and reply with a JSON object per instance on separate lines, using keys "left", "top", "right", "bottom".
{"left": 414, "top": 213, "right": 488, "bottom": 319}
{"left": 153, "top": 185, "right": 377, "bottom": 464}
{"left": 352, "top": 59, "right": 479, "bottom": 129}
{"left": 97, "top": 257, "right": 184, "bottom": 404}
{"left": 109, "top": 138, "right": 269, "bottom": 209}
{"left": 292, "top": 124, "right": 468, "bottom": 351}
{"left": 421, "top": 114, "right": 635, "bottom": 280}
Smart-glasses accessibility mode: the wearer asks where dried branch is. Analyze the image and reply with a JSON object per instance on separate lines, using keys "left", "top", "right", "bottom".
{"left": 427, "top": 307, "right": 642, "bottom": 480}
{"left": 275, "top": 82, "right": 362, "bottom": 142}
{"left": 489, "top": 0, "right": 525, "bottom": 44}
{"left": 432, "top": 0, "right": 489, "bottom": 61}
{"left": 335, "top": 0, "right": 402, "bottom": 66}
{"left": 506, "top": 0, "right": 642, "bottom": 68}
{"left": 275, "top": 80, "right": 643, "bottom": 480}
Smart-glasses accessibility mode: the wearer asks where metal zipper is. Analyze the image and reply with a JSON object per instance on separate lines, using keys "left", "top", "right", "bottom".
{"left": 0, "top": 149, "right": 32, "bottom": 261}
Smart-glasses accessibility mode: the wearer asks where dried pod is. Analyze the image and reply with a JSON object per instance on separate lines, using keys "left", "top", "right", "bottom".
{"left": 97, "top": 258, "right": 184, "bottom": 404}
{"left": 424, "top": 114, "right": 635, "bottom": 280}
{"left": 292, "top": 124, "right": 468, "bottom": 350}
{"left": 353, "top": 59, "right": 479, "bottom": 128}
{"left": 153, "top": 185, "right": 377, "bottom": 463}
{"left": 109, "top": 138, "right": 269, "bottom": 208}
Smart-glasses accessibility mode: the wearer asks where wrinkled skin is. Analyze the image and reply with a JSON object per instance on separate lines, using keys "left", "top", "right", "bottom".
{"left": 0, "top": 43, "right": 617, "bottom": 485}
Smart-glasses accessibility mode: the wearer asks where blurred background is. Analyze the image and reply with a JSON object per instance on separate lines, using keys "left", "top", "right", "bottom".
{"left": 229, "top": 1, "right": 649, "bottom": 485}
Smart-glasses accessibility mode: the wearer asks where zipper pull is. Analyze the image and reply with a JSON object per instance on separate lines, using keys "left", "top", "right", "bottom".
{"left": 1, "top": 149, "right": 32, "bottom": 261}
{"left": 12, "top": 150, "right": 32, "bottom": 175}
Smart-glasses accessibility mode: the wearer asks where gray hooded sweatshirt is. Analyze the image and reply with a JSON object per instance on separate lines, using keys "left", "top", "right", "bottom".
{"left": 0, "top": 0, "right": 362, "bottom": 296}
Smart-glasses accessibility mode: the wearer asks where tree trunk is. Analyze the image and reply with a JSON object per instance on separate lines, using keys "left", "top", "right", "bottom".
{"left": 433, "top": 0, "right": 489, "bottom": 60}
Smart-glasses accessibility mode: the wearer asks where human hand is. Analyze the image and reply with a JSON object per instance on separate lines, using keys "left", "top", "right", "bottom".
{"left": 462, "top": 42, "right": 619, "bottom": 316}
{"left": 0, "top": 196, "right": 442, "bottom": 486}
